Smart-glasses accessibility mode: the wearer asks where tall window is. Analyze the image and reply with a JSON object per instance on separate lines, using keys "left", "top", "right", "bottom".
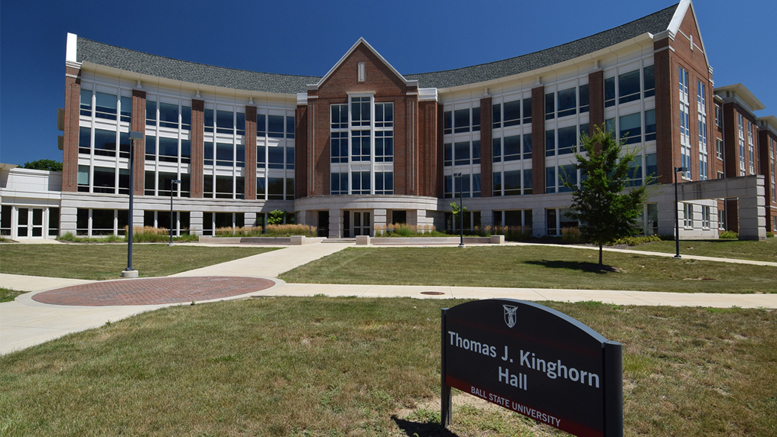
{"left": 738, "top": 113, "right": 746, "bottom": 175}
{"left": 748, "top": 121, "right": 755, "bottom": 174}
{"left": 697, "top": 81, "right": 708, "bottom": 180}
{"left": 679, "top": 67, "right": 691, "bottom": 179}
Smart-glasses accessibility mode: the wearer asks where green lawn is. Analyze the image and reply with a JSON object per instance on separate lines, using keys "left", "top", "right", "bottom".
{"left": 0, "top": 298, "right": 774, "bottom": 436}
{"left": 625, "top": 238, "right": 777, "bottom": 263}
{"left": 0, "top": 244, "right": 277, "bottom": 280}
{"left": 280, "top": 246, "right": 777, "bottom": 293}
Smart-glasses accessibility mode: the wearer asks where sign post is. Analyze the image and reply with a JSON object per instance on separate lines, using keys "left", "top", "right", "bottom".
{"left": 441, "top": 299, "right": 622, "bottom": 437}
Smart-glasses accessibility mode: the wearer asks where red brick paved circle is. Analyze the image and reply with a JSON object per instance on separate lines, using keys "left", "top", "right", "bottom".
{"left": 33, "top": 277, "right": 275, "bottom": 306}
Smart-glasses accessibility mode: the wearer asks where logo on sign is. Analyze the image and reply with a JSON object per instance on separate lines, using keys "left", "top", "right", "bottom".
{"left": 503, "top": 305, "right": 518, "bottom": 328}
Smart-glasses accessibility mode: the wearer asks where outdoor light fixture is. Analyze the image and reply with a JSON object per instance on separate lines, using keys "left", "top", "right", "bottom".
{"left": 122, "top": 131, "right": 144, "bottom": 278}
{"left": 455, "top": 173, "right": 464, "bottom": 248}
{"left": 169, "top": 179, "right": 181, "bottom": 246}
{"left": 673, "top": 166, "right": 688, "bottom": 259}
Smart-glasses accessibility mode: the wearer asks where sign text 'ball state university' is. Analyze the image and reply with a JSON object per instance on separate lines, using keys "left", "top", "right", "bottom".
{"left": 440, "top": 299, "right": 623, "bottom": 437}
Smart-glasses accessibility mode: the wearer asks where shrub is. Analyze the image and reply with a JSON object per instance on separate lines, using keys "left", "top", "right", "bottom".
{"left": 561, "top": 227, "right": 582, "bottom": 244}
{"left": 58, "top": 232, "right": 124, "bottom": 243}
{"left": 609, "top": 234, "right": 662, "bottom": 246}
{"left": 719, "top": 230, "right": 739, "bottom": 239}
{"left": 214, "top": 226, "right": 263, "bottom": 237}
{"left": 766, "top": 232, "right": 774, "bottom": 238}
{"left": 264, "top": 224, "right": 316, "bottom": 237}
{"left": 493, "top": 225, "right": 533, "bottom": 242}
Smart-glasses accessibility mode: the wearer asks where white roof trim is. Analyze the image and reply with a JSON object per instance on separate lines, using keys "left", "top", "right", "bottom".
{"left": 715, "top": 83, "right": 766, "bottom": 113}
{"left": 757, "top": 115, "right": 777, "bottom": 135}
{"left": 310, "top": 38, "right": 412, "bottom": 90}
{"left": 66, "top": 32, "right": 81, "bottom": 69}
{"left": 668, "top": 0, "right": 710, "bottom": 68}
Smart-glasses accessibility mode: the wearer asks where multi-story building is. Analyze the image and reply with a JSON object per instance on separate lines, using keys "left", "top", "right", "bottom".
{"left": 0, "top": 0, "right": 771, "bottom": 240}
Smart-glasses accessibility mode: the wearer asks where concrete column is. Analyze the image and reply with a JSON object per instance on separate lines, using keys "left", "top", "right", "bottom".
{"left": 328, "top": 208, "right": 341, "bottom": 238}
{"left": 244, "top": 212, "right": 257, "bottom": 228}
{"left": 373, "top": 208, "right": 387, "bottom": 237}
{"left": 60, "top": 205, "right": 77, "bottom": 236}
{"left": 480, "top": 209, "right": 494, "bottom": 230}
{"left": 190, "top": 210, "right": 203, "bottom": 236}
{"left": 532, "top": 206, "right": 545, "bottom": 237}
{"left": 739, "top": 193, "right": 766, "bottom": 240}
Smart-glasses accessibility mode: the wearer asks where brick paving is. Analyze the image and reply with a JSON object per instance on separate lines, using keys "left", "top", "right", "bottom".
{"left": 32, "top": 277, "right": 274, "bottom": 306}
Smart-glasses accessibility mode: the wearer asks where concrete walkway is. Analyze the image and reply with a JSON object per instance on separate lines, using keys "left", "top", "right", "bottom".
{"left": 2, "top": 241, "right": 776, "bottom": 356}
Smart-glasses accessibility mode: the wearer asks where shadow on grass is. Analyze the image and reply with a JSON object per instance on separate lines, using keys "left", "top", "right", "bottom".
{"left": 391, "top": 416, "right": 459, "bottom": 437}
{"left": 525, "top": 260, "right": 616, "bottom": 273}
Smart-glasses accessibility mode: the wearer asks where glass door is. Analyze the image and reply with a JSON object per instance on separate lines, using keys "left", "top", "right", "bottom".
{"left": 352, "top": 211, "right": 371, "bottom": 236}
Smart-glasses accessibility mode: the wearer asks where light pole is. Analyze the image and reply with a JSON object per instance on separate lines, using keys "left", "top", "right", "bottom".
{"left": 122, "top": 131, "right": 143, "bottom": 278}
{"left": 455, "top": 173, "right": 464, "bottom": 248}
{"left": 169, "top": 179, "right": 181, "bottom": 246}
{"left": 674, "top": 166, "right": 687, "bottom": 259}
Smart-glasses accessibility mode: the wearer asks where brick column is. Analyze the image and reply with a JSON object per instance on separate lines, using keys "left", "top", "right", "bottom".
{"left": 62, "top": 66, "right": 81, "bottom": 192}
{"left": 295, "top": 105, "right": 308, "bottom": 198}
{"left": 436, "top": 104, "right": 445, "bottom": 198}
{"left": 588, "top": 70, "right": 604, "bottom": 135}
{"left": 653, "top": 37, "right": 675, "bottom": 185}
{"left": 245, "top": 105, "right": 257, "bottom": 199}
{"left": 190, "top": 99, "right": 204, "bottom": 198}
{"left": 131, "top": 90, "right": 146, "bottom": 195}
{"left": 531, "top": 85, "right": 546, "bottom": 194}
{"left": 418, "top": 101, "right": 438, "bottom": 197}
{"left": 480, "top": 96, "right": 492, "bottom": 197}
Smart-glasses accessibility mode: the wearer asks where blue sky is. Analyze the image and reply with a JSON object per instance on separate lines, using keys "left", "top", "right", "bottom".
{"left": 1, "top": 0, "right": 775, "bottom": 166}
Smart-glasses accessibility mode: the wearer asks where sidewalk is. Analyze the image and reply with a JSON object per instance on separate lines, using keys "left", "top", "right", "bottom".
{"left": 2, "top": 242, "right": 776, "bottom": 356}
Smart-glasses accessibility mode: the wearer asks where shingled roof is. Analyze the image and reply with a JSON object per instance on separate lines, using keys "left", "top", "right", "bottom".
{"left": 76, "top": 3, "right": 678, "bottom": 94}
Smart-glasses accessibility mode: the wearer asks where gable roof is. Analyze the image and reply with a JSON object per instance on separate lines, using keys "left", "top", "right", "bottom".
{"left": 310, "top": 38, "right": 416, "bottom": 90}
{"left": 74, "top": 3, "right": 679, "bottom": 94}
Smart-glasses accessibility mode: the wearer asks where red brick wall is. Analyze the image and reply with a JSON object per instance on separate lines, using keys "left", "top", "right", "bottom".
{"left": 190, "top": 99, "right": 204, "bottom": 198}
{"left": 417, "top": 101, "right": 438, "bottom": 197}
{"left": 436, "top": 104, "right": 445, "bottom": 198}
{"left": 294, "top": 105, "right": 308, "bottom": 197}
{"left": 62, "top": 67, "right": 81, "bottom": 192}
{"left": 531, "top": 86, "right": 546, "bottom": 193}
{"left": 759, "top": 130, "right": 775, "bottom": 229}
{"left": 131, "top": 90, "right": 146, "bottom": 195}
{"left": 480, "top": 97, "right": 492, "bottom": 197}
{"left": 245, "top": 105, "right": 257, "bottom": 199}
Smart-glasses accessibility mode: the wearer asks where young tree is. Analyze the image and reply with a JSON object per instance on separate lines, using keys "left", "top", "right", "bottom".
{"left": 22, "top": 159, "right": 63, "bottom": 172}
{"left": 563, "top": 125, "right": 652, "bottom": 268}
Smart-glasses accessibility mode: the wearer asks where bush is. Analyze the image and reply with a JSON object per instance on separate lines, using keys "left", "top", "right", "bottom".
{"left": 214, "top": 226, "right": 264, "bottom": 237}
{"left": 766, "top": 232, "right": 774, "bottom": 238}
{"left": 122, "top": 226, "right": 197, "bottom": 243}
{"left": 561, "top": 227, "right": 582, "bottom": 244}
{"left": 491, "top": 225, "right": 533, "bottom": 242}
{"left": 609, "top": 234, "right": 662, "bottom": 246}
{"left": 375, "top": 223, "right": 444, "bottom": 237}
{"left": 265, "top": 224, "right": 316, "bottom": 237}
{"left": 58, "top": 232, "right": 124, "bottom": 243}
{"left": 719, "top": 230, "right": 739, "bottom": 239}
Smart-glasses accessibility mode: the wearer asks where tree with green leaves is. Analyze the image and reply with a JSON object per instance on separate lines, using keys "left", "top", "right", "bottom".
{"left": 563, "top": 125, "right": 653, "bottom": 268}
{"left": 22, "top": 159, "right": 62, "bottom": 172}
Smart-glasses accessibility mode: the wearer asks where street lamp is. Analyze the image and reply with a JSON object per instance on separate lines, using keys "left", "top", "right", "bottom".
{"left": 122, "top": 131, "right": 143, "bottom": 278}
{"left": 454, "top": 173, "right": 464, "bottom": 248}
{"left": 169, "top": 179, "right": 181, "bottom": 246}
{"left": 674, "top": 166, "right": 687, "bottom": 259}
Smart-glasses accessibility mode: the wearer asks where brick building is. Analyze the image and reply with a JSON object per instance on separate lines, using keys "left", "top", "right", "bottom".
{"left": 1, "top": 0, "right": 773, "bottom": 240}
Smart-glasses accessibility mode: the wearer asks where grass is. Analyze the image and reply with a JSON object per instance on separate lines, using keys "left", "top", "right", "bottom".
{"left": 0, "top": 245, "right": 277, "bottom": 280}
{"left": 625, "top": 238, "right": 777, "bottom": 263}
{"left": 280, "top": 246, "right": 777, "bottom": 294}
{"left": 0, "top": 297, "right": 774, "bottom": 436}
{"left": 0, "top": 288, "right": 27, "bottom": 303}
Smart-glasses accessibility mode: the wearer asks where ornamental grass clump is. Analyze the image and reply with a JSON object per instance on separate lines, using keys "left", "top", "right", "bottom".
{"left": 264, "top": 224, "right": 316, "bottom": 237}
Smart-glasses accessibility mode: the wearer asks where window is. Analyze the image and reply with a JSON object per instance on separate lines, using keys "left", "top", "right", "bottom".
{"left": 643, "top": 65, "right": 655, "bottom": 98}
{"left": 505, "top": 100, "right": 521, "bottom": 126}
{"left": 159, "top": 137, "right": 178, "bottom": 163}
{"left": 352, "top": 130, "right": 370, "bottom": 161}
{"left": 94, "top": 129, "right": 117, "bottom": 157}
{"left": 205, "top": 109, "right": 215, "bottom": 133}
{"left": 79, "top": 127, "right": 91, "bottom": 155}
{"left": 701, "top": 206, "right": 711, "bottom": 229}
{"left": 268, "top": 115, "right": 285, "bottom": 138}
{"left": 80, "top": 89, "right": 92, "bottom": 116}
{"left": 558, "top": 164, "right": 577, "bottom": 192}
{"left": 268, "top": 177, "right": 285, "bottom": 200}
{"left": 546, "top": 167, "right": 555, "bottom": 193}
{"left": 375, "top": 131, "right": 393, "bottom": 162}
{"left": 646, "top": 153, "right": 657, "bottom": 184}
{"left": 375, "top": 103, "right": 393, "bottom": 128}
{"left": 738, "top": 113, "right": 746, "bottom": 175}
{"left": 645, "top": 110, "right": 656, "bottom": 142}
{"left": 557, "top": 126, "right": 577, "bottom": 155}
{"left": 93, "top": 167, "right": 115, "bottom": 193}
{"left": 503, "top": 135, "right": 521, "bottom": 161}
{"left": 95, "top": 92, "right": 117, "bottom": 120}
{"left": 697, "top": 81, "right": 708, "bottom": 181}
{"left": 627, "top": 160, "right": 642, "bottom": 187}
{"left": 748, "top": 121, "right": 755, "bottom": 174}
{"left": 77, "top": 165, "right": 89, "bottom": 192}
{"left": 120, "top": 96, "right": 131, "bottom": 123}
{"left": 444, "top": 111, "right": 452, "bottom": 135}
{"left": 331, "top": 132, "right": 348, "bottom": 163}
{"left": 557, "top": 87, "right": 576, "bottom": 117}
{"left": 331, "top": 172, "right": 348, "bottom": 195}
{"left": 268, "top": 146, "right": 284, "bottom": 169}
{"left": 715, "top": 104, "right": 722, "bottom": 127}
{"left": 683, "top": 203, "right": 693, "bottom": 227}
{"left": 716, "top": 139, "right": 723, "bottom": 160}
{"left": 604, "top": 77, "right": 615, "bottom": 107}
{"left": 216, "top": 110, "right": 234, "bottom": 134}
{"left": 579, "top": 84, "right": 589, "bottom": 113}
{"left": 351, "top": 171, "right": 370, "bottom": 195}
{"left": 454, "top": 109, "right": 470, "bottom": 133}
{"left": 620, "top": 113, "right": 642, "bottom": 145}
{"left": 454, "top": 142, "right": 470, "bottom": 166}
{"left": 679, "top": 67, "right": 691, "bottom": 179}
{"left": 331, "top": 104, "right": 348, "bottom": 130}
{"left": 545, "top": 130, "right": 555, "bottom": 157}
{"left": 351, "top": 97, "right": 371, "bottom": 127}
{"left": 545, "top": 93, "right": 555, "bottom": 120}
{"left": 375, "top": 172, "right": 394, "bottom": 195}
{"left": 492, "top": 103, "right": 502, "bottom": 129}
{"left": 216, "top": 143, "right": 233, "bottom": 167}
{"left": 523, "top": 133, "right": 532, "bottom": 160}
{"left": 522, "top": 98, "right": 532, "bottom": 124}
{"left": 159, "top": 103, "right": 179, "bottom": 128}
{"left": 444, "top": 143, "right": 453, "bottom": 167}
{"left": 618, "top": 70, "right": 641, "bottom": 104}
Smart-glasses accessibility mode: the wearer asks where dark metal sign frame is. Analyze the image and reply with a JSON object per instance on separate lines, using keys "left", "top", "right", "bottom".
{"left": 441, "top": 299, "right": 622, "bottom": 437}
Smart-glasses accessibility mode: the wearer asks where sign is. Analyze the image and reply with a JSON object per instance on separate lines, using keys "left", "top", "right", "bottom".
{"left": 441, "top": 299, "right": 622, "bottom": 437}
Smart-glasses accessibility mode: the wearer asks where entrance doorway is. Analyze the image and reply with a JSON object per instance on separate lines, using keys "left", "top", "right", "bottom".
{"left": 17, "top": 208, "right": 44, "bottom": 238}
{"left": 352, "top": 211, "right": 371, "bottom": 236}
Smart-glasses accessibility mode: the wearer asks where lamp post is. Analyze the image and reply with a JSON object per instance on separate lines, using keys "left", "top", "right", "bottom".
{"left": 674, "top": 166, "right": 687, "bottom": 259}
{"left": 455, "top": 173, "right": 464, "bottom": 248}
{"left": 169, "top": 179, "right": 181, "bottom": 246}
{"left": 122, "top": 131, "right": 143, "bottom": 278}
